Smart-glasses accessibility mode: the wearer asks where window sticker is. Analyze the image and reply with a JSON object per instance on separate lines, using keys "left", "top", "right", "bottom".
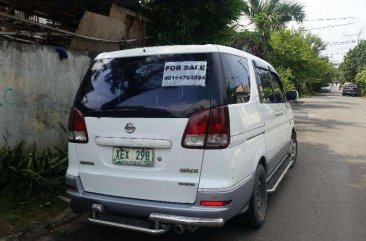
{"left": 162, "top": 61, "right": 207, "bottom": 87}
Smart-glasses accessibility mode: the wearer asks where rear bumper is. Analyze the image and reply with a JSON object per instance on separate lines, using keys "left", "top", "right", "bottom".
{"left": 342, "top": 90, "right": 360, "bottom": 95}
{"left": 86, "top": 209, "right": 224, "bottom": 235}
{"left": 320, "top": 89, "right": 331, "bottom": 93}
{"left": 343, "top": 92, "right": 359, "bottom": 95}
{"left": 66, "top": 174, "right": 254, "bottom": 225}
{"left": 149, "top": 213, "right": 224, "bottom": 226}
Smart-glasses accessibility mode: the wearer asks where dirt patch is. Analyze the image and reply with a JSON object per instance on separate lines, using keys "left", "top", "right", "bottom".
{"left": 2, "top": 208, "right": 87, "bottom": 241}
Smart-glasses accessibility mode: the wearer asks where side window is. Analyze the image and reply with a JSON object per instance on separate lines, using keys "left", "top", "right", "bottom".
{"left": 221, "top": 53, "right": 251, "bottom": 104}
{"left": 270, "top": 72, "right": 285, "bottom": 103}
{"left": 255, "top": 68, "right": 275, "bottom": 103}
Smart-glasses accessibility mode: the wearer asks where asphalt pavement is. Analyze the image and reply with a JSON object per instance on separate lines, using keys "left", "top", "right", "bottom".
{"left": 57, "top": 89, "right": 366, "bottom": 241}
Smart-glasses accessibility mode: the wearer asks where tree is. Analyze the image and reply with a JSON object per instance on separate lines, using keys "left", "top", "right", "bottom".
{"left": 339, "top": 40, "right": 366, "bottom": 83}
{"left": 305, "top": 33, "right": 326, "bottom": 55}
{"left": 268, "top": 29, "right": 333, "bottom": 94}
{"left": 140, "top": 0, "right": 244, "bottom": 45}
{"left": 355, "top": 66, "right": 366, "bottom": 95}
{"left": 238, "top": 0, "right": 304, "bottom": 56}
{"left": 276, "top": 67, "right": 295, "bottom": 91}
{"left": 242, "top": 0, "right": 305, "bottom": 32}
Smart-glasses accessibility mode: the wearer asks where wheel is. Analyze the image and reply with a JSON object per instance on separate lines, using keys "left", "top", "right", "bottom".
{"left": 289, "top": 133, "right": 298, "bottom": 168}
{"left": 242, "top": 164, "right": 267, "bottom": 228}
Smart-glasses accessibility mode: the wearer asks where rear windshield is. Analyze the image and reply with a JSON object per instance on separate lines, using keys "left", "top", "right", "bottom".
{"left": 345, "top": 84, "right": 358, "bottom": 89}
{"left": 74, "top": 53, "right": 216, "bottom": 118}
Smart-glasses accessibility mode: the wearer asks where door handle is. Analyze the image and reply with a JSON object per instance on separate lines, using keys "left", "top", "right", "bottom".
{"left": 275, "top": 111, "right": 284, "bottom": 117}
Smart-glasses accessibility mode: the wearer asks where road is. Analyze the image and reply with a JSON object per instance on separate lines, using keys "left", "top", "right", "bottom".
{"left": 57, "top": 91, "right": 366, "bottom": 241}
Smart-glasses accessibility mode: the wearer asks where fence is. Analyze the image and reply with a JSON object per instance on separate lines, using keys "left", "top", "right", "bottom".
{"left": 0, "top": 40, "right": 91, "bottom": 147}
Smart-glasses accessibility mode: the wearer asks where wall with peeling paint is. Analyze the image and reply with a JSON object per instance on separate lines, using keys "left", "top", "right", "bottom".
{"left": 0, "top": 40, "right": 91, "bottom": 147}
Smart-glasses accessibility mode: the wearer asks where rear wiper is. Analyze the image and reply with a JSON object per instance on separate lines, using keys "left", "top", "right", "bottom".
{"left": 102, "top": 107, "right": 139, "bottom": 112}
{"left": 84, "top": 106, "right": 142, "bottom": 112}
{"left": 87, "top": 106, "right": 176, "bottom": 117}
{"left": 118, "top": 106, "right": 176, "bottom": 117}
{"left": 88, "top": 107, "right": 137, "bottom": 113}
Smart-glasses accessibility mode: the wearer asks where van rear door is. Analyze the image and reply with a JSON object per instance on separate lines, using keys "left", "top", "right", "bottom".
{"left": 71, "top": 53, "right": 220, "bottom": 204}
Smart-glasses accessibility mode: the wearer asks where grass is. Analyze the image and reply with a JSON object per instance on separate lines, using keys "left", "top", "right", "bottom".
{"left": 0, "top": 126, "right": 71, "bottom": 238}
{"left": 0, "top": 140, "right": 69, "bottom": 237}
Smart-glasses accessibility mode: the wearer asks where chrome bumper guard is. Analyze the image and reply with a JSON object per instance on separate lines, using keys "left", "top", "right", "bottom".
{"left": 88, "top": 204, "right": 224, "bottom": 235}
{"left": 149, "top": 213, "right": 225, "bottom": 227}
{"left": 88, "top": 217, "right": 170, "bottom": 235}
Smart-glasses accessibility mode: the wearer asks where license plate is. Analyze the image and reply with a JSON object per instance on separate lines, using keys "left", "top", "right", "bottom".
{"left": 112, "top": 147, "right": 154, "bottom": 167}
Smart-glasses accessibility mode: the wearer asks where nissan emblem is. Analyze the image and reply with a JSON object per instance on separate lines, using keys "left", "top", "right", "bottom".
{"left": 125, "top": 123, "right": 136, "bottom": 134}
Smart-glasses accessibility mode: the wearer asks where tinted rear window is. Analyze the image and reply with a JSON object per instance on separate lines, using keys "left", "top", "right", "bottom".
{"left": 345, "top": 84, "right": 358, "bottom": 89}
{"left": 221, "top": 53, "right": 251, "bottom": 104}
{"left": 74, "top": 53, "right": 217, "bottom": 118}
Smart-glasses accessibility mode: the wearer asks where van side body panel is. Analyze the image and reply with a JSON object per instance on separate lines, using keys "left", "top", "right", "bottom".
{"left": 229, "top": 57, "right": 267, "bottom": 185}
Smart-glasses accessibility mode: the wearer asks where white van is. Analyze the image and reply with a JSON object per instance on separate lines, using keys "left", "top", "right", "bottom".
{"left": 66, "top": 45, "right": 298, "bottom": 235}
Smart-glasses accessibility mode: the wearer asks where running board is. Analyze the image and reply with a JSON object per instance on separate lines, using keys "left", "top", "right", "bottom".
{"left": 267, "top": 157, "right": 293, "bottom": 193}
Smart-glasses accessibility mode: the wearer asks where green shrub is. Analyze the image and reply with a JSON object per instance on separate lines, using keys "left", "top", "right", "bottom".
{"left": 0, "top": 140, "right": 67, "bottom": 198}
{"left": 355, "top": 66, "right": 366, "bottom": 96}
{"left": 276, "top": 67, "right": 296, "bottom": 92}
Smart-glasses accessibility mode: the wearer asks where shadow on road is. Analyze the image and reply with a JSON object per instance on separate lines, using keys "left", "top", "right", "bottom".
{"left": 299, "top": 103, "right": 349, "bottom": 110}
{"left": 54, "top": 221, "right": 261, "bottom": 241}
{"left": 295, "top": 116, "right": 366, "bottom": 129}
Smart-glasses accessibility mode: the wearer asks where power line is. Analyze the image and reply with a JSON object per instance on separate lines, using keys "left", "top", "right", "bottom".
{"left": 325, "top": 52, "right": 348, "bottom": 56}
{"left": 308, "top": 22, "right": 355, "bottom": 30}
{"left": 325, "top": 48, "right": 351, "bottom": 53}
{"left": 327, "top": 43, "right": 357, "bottom": 46}
{"left": 303, "top": 17, "right": 355, "bottom": 22}
{"left": 326, "top": 40, "right": 357, "bottom": 46}
{"left": 326, "top": 43, "right": 356, "bottom": 51}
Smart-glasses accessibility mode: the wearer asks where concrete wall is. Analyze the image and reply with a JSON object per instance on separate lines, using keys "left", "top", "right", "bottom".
{"left": 0, "top": 40, "right": 91, "bottom": 147}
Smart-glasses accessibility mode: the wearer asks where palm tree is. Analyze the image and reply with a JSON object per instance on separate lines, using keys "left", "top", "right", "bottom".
{"left": 236, "top": 0, "right": 305, "bottom": 56}
{"left": 243, "top": 0, "right": 305, "bottom": 33}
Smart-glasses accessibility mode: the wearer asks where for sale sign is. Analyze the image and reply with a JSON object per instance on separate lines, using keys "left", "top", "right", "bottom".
{"left": 162, "top": 61, "right": 207, "bottom": 87}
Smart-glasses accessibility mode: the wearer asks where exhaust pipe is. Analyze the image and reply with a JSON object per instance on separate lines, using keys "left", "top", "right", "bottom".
{"left": 174, "top": 225, "right": 184, "bottom": 234}
{"left": 91, "top": 204, "right": 105, "bottom": 218}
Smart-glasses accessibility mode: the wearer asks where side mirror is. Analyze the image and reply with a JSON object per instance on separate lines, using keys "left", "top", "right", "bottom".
{"left": 286, "top": 90, "right": 299, "bottom": 101}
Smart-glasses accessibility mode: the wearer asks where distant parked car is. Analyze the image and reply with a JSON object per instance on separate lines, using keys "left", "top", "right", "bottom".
{"left": 342, "top": 83, "right": 360, "bottom": 96}
{"left": 320, "top": 83, "right": 332, "bottom": 93}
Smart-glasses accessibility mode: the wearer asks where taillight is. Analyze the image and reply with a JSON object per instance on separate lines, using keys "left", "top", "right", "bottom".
{"left": 66, "top": 176, "right": 78, "bottom": 191}
{"left": 200, "top": 200, "right": 232, "bottom": 207}
{"left": 68, "top": 107, "right": 88, "bottom": 143}
{"left": 182, "top": 106, "right": 230, "bottom": 149}
{"left": 66, "top": 183, "right": 77, "bottom": 191}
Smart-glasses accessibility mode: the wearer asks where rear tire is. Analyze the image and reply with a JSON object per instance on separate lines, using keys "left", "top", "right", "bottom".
{"left": 242, "top": 164, "right": 267, "bottom": 228}
{"left": 289, "top": 133, "right": 298, "bottom": 168}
